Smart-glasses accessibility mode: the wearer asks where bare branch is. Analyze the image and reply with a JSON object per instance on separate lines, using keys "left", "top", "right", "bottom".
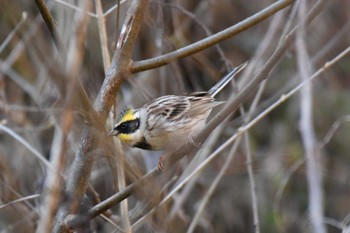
{"left": 0, "top": 194, "right": 40, "bottom": 210}
{"left": 0, "top": 123, "right": 53, "bottom": 171}
{"left": 0, "top": 12, "right": 27, "bottom": 54}
{"left": 320, "top": 116, "right": 350, "bottom": 147}
{"left": 95, "top": 0, "right": 111, "bottom": 73}
{"left": 34, "top": 0, "right": 65, "bottom": 53}
{"left": 130, "top": 0, "right": 295, "bottom": 73}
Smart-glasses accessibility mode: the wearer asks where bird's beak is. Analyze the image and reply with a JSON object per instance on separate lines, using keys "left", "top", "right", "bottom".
{"left": 108, "top": 129, "right": 119, "bottom": 136}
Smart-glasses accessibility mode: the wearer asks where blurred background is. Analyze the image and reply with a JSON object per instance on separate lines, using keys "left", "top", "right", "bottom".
{"left": 1, "top": 0, "right": 350, "bottom": 232}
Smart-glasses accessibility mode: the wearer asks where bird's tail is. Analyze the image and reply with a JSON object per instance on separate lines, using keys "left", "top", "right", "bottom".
{"left": 208, "top": 62, "right": 247, "bottom": 97}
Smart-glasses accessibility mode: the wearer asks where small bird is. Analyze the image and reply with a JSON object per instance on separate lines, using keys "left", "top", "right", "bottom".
{"left": 109, "top": 63, "right": 246, "bottom": 152}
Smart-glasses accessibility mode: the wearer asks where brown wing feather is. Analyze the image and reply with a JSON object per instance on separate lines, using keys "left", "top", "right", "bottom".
{"left": 141, "top": 92, "right": 221, "bottom": 150}
{"left": 145, "top": 92, "right": 216, "bottom": 118}
{"left": 185, "top": 92, "right": 216, "bottom": 117}
{"left": 144, "top": 92, "right": 217, "bottom": 132}
{"left": 145, "top": 95, "right": 189, "bottom": 120}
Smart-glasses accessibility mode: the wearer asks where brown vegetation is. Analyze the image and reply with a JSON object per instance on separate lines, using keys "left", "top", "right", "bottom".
{"left": 1, "top": 0, "right": 350, "bottom": 232}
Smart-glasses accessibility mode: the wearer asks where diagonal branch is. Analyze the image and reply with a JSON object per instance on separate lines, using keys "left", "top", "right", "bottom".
{"left": 130, "top": 0, "right": 295, "bottom": 73}
{"left": 34, "top": 0, "right": 66, "bottom": 54}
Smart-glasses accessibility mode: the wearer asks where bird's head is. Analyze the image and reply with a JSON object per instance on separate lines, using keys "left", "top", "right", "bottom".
{"left": 109, "top": 107, "right": 143, "bottom": 146}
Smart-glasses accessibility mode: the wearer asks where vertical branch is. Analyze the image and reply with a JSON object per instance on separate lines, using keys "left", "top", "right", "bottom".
{"left": 95, "top": 0, "right": 111, "bottom": 73}
{"left": 36, "top": 128, "right": 66, "bottom": 233}
{"left": 244, "top": 132, "right": 260, "bottom": 233}
{"left": 296, "top": 1, "right": 325, "bottom": 233}
{"left": 52, "top": 0, "right": 149, "bottom": 232}
{"left": 113, "top": 137, "right": 131, "bottom": 233}
{"left": 241, "top": 11, "right": 287, "bottom": 233}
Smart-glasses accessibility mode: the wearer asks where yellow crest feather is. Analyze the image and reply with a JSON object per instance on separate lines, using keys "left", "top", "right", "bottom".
{"left": 118, "top": 108, "right": 136, "bottom": 123}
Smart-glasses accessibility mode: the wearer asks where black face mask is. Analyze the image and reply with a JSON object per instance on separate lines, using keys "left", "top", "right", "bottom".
{"left": 115, "top": 119, "right": 140, "bottom": 134}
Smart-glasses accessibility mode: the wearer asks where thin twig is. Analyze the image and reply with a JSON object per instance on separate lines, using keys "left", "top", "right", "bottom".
{"left": 53, "top": 0, "right": 128, "bottom": 18}
{"left": 0, "top": 12, "right": 27, "bottom": 54}
{"left": 115, "top": 0, "right": 121, "bottom": 35}
{"left": 111, "top": 114, "right": 131, "bottom": 232}
{"left": 34, "top": 0, "right": 65, "bottom": 54}
{"left": 320, "top": 115, "right": 350, "bottom": 147}
{"left": 238, "top": 12, "right": 286, "bottom": 233}
{"left": 273, "top": 158, "right": 305, "bottom": 232}
{"left": 323, "top": 218, "right": 343, "bottom": 230}
{"left": 54, "top": 0, "right": 97, "bottom": 17}
{"left": 87, "top": 169, "right": 159, "bottom": 219}
{"left": 0, "top": 194, "right": 40, "bottom": 210}
{"left": 0, "top": 61, "right": 41, "bottom": 102}
{"left": 168, "top": 2, "right": 232, "bottom": 70}
{"left": 0, "top": 124, "right": 53, "bottom": 171}
{"left": 95, "top": 0, "right": 111, "bottom": 73}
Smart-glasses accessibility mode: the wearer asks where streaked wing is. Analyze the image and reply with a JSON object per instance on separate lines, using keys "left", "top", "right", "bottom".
{"left": 145, "top": 95, "right": 191, "bottom": 120}
{"left": 144, "top": 92, "right": 215, "bottom": 133}
{"left": 185, "top": 92, "right": 216, "bottom": 117}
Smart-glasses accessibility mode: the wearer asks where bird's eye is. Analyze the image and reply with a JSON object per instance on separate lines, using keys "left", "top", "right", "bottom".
{"left": 120, "top": 123, "right": 127, "bottom": 129}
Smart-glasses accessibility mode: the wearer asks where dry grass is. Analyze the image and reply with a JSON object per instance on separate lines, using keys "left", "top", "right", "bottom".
{"left": 1, "top": 0, "right": 350, "bottom": 232}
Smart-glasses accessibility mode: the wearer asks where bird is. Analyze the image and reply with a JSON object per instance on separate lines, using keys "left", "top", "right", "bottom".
{"left": 109, "top": 63, "right": 246, "bottom": 152}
